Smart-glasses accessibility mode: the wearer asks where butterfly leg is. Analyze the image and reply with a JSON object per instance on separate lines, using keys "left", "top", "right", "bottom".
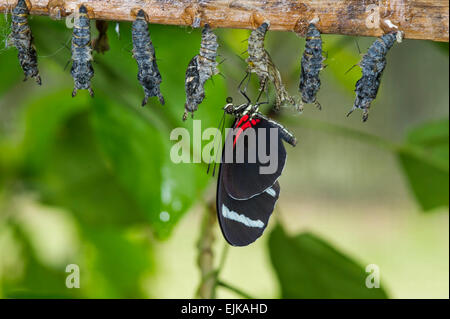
{"left": 255, "top": 80, "right": 268, "bottom": 105}
{"left": 238, "top": 72, "right": 251, "bottom": 104}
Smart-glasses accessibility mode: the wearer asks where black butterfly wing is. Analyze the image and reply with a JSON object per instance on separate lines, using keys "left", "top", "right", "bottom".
{"left": 221, "top": 116, "right": 286, "bottom": 200}
{"left": 217, "top": 161, "right": 280, "bottom": 246}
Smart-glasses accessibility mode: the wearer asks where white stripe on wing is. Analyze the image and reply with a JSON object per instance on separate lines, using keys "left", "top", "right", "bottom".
{"left": 222, "top": 204, "right": 264, "bottom": 228}
{"left": 265, "top": 187, "right": 276, "bottom": 197}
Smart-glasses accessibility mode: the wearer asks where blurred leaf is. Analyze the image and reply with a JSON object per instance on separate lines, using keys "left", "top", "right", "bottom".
{"left": 31, "top": 111, "right": 149, "bottom": 226}
{"left": 0, "top": 49, "right": 23, "bottom": 95}
{"left": 2, "top": 222, "right": 80, "bottom": 298}
{"left": 88, "top": 23, "right": 227, "bottom": 238}
{"left": 221, "top": 28, "right": 250, "bottom": 54}
{"left": 407, "top": 119, "right": 449, "bottom": 153}
{"left": 15, "top": 20, "right": 226, "bottom": 235}
{"left": 157, "top": 140, "right": 214, "bottom": 238}
{"left": 284, "top": 116, "right": 449, "bottom": 212}
{"left": 20, "top": 90, "right": 89, "bottom": 174}
{"left": 81, "top": 226, "right": 153, "bottom": 298}
{"left": 323, "top": 35, "right": 361, "bottom": 93}
{"left": 90, "top": 94, "right": 214, "bottom": 238}
{"left": 2, "top": 205, "right": 153, "bottom": 298}
{"left": 0, "top": 17, "right": 24, "bottom": 94}
{"left": 397, "top": 119, "right": 449, "bottom": 211}
{"left": 432, "top": 42, "right": 449, "bottom": 55}
{"left": 92, "top": 23, "right": 227, "bottom": 129}
{"left": 90, "top": 96, "right": 164, "bottom": 226}
{"left": 268, "top": 224, "right": 388, "bottom": 298}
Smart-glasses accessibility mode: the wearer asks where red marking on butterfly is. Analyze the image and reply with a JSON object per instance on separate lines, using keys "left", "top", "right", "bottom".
{"left": 233, "top": 115, "right": 261, "bottom": 147}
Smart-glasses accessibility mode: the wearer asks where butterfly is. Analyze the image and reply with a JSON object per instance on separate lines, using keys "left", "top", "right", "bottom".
{"left": 215, "top": 75, "right": 296, "bottom": 246}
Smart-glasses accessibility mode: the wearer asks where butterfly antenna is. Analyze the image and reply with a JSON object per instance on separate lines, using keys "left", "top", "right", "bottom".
{"left": 207, "top": 111, "right": 226, "bottom": 175}
{"left": 255, "top": 80, "right": 267, "bottom": 104}
{"left": 345, "top": 63, "right": 358, "bottom": 75}
{"left": 238, "top": 72, "right": 251, "bottom": 103}
{"left": 234, "top": 53, "right": 247, "bottom": 64}
{"left": 354, "top": 38, "right": 362, "bottom": 55}
{"left": 63, "top": 59, "right": 71, "bottom": 71}
{"left": 212, "top": 112, "right": 227, "bottom": 176}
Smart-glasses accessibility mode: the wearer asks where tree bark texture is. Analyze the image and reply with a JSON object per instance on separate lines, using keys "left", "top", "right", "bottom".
{"left": 0, "top": 0, "right": 448, "bottom": 41}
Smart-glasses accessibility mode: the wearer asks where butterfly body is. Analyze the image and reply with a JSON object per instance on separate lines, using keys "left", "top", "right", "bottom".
{"left": 216, "top": 96, "right": 296, "bottom": 246}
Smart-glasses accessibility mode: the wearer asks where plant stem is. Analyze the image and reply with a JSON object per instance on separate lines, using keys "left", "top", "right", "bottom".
{"left": 217, "top": 242, "right": 229, "bottom": 273}
{"left": 196, "top": 201, "right": 217, "bottom": 299}
{"left": 217, "top": 280, "right": 257, "bottom": 299}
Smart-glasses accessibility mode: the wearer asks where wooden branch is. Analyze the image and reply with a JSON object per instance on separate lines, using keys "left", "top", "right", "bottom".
{"left": 0, "top": 0, "right": 448, "bottom": 42}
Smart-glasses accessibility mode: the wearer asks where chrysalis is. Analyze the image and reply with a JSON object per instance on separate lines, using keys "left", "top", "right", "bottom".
{"left": 299, "top": 23, "right": 325, "bottom": 110}
{"left": 183, "top": 24, "right": 219, "bottom": 120}
{"left": 246, "top": 22, "right": 270, "bottom": 88}
{"left": 132, "top": 9, "right": 164, "bottom": 106}
{"left": 71, "top": 5, "right": 94, "bottom": 97}
{"left": 247, "top": 22, "right": 299, "bottom": 111}
{"left": 347, "top": 32, "right": 399, "bottom": 121}
{"left": 93, "top": 20, "right": 110, "bottom": 54}
{"left": 184, "top": 56, "right": 202, "bottom": 119}
{"left": 10, "top": 0, "right": 41, "bottom": 84}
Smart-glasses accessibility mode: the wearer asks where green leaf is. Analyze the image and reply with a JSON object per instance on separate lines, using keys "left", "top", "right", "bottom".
{"left": 90, "top": 93, "right": 216, "bottom": 238}
{"left": 397, "top": 119, "right": 449, "bottom": 211}
{"left": 283, "top": 116, "right": 448, "bottom": 212}
{"left": 432, "top": 42, "right": 449, "bottom": 55}
{"left": 30, "top": 111, "right": 149, "bottom": 226}
{"left": 90, "top": 96, "right": 164, "bottom": 227}
{"left": 2, "top": 211, "right": 154, "bottom": 298}
{"left": 322, "top": 35, "right": 362, "bottom": 93}
{"left": 88, "top": 24, "right": 227, "bottom": 238}
{"left": 0, "top": 17, "right": 24, "bottom": 95}
{"left": 407, "top": 119, "right": 449, "bottom": 156}
{"left": 2, "top": 222, "right": 81, "bottom": 298}
{"left": 80, "top": 225, "right": 154, "bottom": 298}
{"left": 91, "top": 23, "right": 227, "bottom": 129}
{"left": 15, "top": 20, "right": 225, "bottom": 236}
{"left": 268, "top": 224, "right": 389, "bottom": 299}
{"left": 19, "top": 90, "right": 89, "bottom": 174}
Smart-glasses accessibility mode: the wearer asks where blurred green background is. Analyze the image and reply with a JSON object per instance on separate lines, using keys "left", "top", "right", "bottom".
{"left": 0, "top": 14, "right": 448, "bottom": 299}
